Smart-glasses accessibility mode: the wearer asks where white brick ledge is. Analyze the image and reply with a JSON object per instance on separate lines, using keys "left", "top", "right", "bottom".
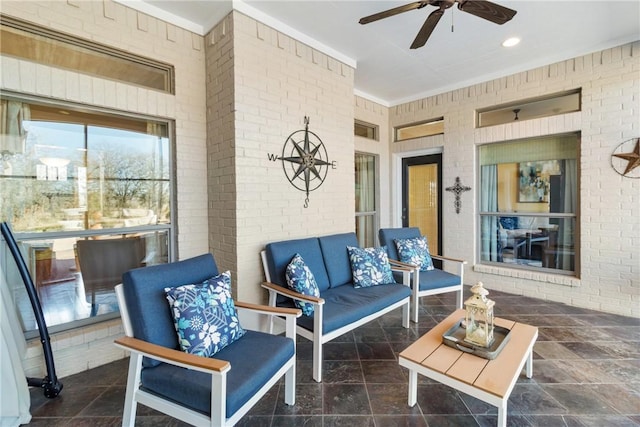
{"left": 473, "top": 264, "right": 580, "bottom": 287}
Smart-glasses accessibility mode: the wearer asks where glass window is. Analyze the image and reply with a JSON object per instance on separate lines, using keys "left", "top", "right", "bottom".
{"left": 0, "top": 15, "right": 174, "bottom": 93}
{"left": 395, "top": 117, "right": 444, "bottom": 141}
{"left": 0, "top": 95, "right": 173, "bottom": 337}
{"left": 477, "top": 90, "right": 581, "bottom": 127}
{"left": 354, "top": 120, "right": 378, "bottom": 140}
{"left": 1, "top": 99, "right": 170, "bottom": 233}
{"left": 478, "top": 134, "right": 578, "bottom": 275}
{"left": 355, "top": 153, "right": 377, "bottom": 247}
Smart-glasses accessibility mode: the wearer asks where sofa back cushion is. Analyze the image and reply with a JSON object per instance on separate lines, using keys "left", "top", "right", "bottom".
{"left": 378, "top": 227, "right": 421, "bottom": 261}
{"left": 318, "top": 232, "right": 359, "bottom": 288}
{"left": 122, "top": 253, "right": 219, "bottom": 367}
{"left": 265, "top": 237, "right": 331, "bottom": 292}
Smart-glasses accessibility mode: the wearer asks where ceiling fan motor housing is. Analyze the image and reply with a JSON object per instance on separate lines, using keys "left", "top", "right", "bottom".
{"left": 360, "top": 0, "right": 517, "bottom": 49}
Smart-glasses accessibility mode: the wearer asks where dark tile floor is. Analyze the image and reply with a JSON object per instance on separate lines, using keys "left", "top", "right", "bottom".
{"left": 27, "top": 290, "right": 640, "bottom": 426}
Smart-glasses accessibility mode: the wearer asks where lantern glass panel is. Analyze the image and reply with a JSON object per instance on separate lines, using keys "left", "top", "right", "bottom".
{"left": 464, "top": 282, "right": 495, "bottom": 347}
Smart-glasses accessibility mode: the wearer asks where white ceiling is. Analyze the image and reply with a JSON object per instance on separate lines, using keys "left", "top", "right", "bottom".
{"left": 119, "top": 0, "right": 640, "bottom": 106}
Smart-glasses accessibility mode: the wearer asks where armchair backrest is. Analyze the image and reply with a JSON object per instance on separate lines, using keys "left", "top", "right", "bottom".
{"left": 122, "top": 253, "right": 219, "bottom": 367}
{"left": 378, "top": 227, "right": 421, "bottom": 261}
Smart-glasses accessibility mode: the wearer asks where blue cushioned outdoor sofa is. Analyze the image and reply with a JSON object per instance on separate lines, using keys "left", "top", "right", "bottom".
{"left": 261, "top": 232, "right": 412, "bottom": 382}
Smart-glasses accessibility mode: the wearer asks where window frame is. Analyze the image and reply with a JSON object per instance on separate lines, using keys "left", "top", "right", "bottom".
{"left": 476, "top": 89, "right": 581, "bottom": 128}
{"left": 0, "top": 91, "right": 176, "bottom": 337}
{"left": 355, "top": 152, "right": 379, "bottom": 248}
{"left": 394, "top": 117, "right": 444, "bottom": 142}
{"left": 0, "top": 14, "right": 175, "bottom": 94}
{"left": 354, "top": 119, "right": 379, "bottom": 141}
{"left": 477, "top": 133, "right": 579, "bottom": 276}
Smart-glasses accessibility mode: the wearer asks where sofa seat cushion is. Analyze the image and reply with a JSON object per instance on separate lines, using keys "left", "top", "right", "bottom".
{"left": 140, "top": 330, "right": 294, "bottom": 419}
{"left": 295, "top": 283, "right": 411, "bottom": 334}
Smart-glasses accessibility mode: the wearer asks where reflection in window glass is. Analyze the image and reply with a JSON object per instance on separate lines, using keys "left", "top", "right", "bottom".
{"left": 6, "top": 230, "right": 169, "bottom": 338}
{"left": 478, "top": 134, "right": 578, "bottom": 274}
{"left": 1, "top": 102, "right": 170, "bottom": 233}
{"left": 0, "top": 96, "right": 172, "bottom": 336}
{"left": 87, "top": 126, "right": 170, "bottom": 230}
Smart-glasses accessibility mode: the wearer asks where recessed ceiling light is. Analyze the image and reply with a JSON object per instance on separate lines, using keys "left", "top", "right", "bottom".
{"left": 502, "top": 37, "right": 520, "bottom": 48}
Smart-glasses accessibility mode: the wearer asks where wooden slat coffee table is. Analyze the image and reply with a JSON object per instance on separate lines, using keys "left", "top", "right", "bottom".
{"left": 399, "top": 309, "right": 538, "bottom": 427}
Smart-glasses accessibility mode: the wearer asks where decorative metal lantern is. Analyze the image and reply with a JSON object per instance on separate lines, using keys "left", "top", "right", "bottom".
{"left": 464, "top": 282, "right": 495, "bottom": 348}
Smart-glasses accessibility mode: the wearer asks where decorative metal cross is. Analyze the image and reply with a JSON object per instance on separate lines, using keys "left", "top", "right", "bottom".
{"left": 445, "top": 177, "right": 471, "bottom": 214}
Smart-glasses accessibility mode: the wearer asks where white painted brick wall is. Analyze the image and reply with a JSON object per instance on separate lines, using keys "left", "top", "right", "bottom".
{"left": 389, "top": 42, "right": 639, "bottom": 317}
{"left": 2, "top": 1, "right": 637, "bottom": 384}
{"left": 1, "top": 0, "right": 208, "bottom": 377}
{"left": 206, "top": 12, "right": 355, "bottom": 304}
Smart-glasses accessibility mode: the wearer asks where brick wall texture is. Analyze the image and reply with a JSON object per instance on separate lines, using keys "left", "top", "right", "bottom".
{"left": 386, "top": 43, "right": 639, "bottom": 317}
{"left": 206, "top": 11, "right": 356, "bottom": 302}
{"left": 0, "top": 1, "right": 637, "bottom": 379}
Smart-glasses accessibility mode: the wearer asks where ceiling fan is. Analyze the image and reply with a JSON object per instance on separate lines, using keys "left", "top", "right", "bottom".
{"left": 359, "top": 0, "right": 517, "bottom": 49}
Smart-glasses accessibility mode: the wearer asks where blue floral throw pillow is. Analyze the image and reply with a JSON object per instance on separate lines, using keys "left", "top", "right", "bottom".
{"left": 164, "top": 271, "right": 245, "bottom": 357}
{"left": 394, "top": 236, "right": 434, "bottom": 271}
{"left": 285, "top": 253, "right": 320, "bottom": 316}
{"left": 347, "top": 246, "right": 395, "bottom": 288}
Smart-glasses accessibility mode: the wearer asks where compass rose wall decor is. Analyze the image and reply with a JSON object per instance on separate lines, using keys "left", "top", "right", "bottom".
{"left": 268, "top": 117, "right": 336, "bottom": 208}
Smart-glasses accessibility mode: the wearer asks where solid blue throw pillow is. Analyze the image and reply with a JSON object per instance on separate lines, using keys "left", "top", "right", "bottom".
{"left": 164, "top": 271, "right": 245, "bottom": 357}
{"left": 347, "top": 246, "right": 395, "bottom": 288}
{"left": 285, "top": 253, "right": 320, "bottom": 316}
{"left": 394, "top": 236, "right": 435, "bottom": 271}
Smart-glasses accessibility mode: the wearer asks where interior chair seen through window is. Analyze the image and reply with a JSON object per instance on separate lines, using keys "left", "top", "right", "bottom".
{"left": 76, "top": 236, "right": 146, "bottom": 316}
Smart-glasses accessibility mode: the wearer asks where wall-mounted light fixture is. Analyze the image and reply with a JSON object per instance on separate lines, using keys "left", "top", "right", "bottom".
{"left": 513, "top": 109, "right": 521, "bottom": 121}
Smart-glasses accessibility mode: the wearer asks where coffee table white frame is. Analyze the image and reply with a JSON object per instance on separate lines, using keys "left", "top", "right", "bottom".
{"left": 399, "top": 309, "right": 538, "bottom": 427}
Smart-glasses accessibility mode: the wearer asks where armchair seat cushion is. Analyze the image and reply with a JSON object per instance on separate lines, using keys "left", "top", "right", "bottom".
{"left": 296, "top": 283, "right": 411, "bottom": 334}
{"left": 140, "top": 330, "right": 294, "bottom": 418}
{"left": 392, "top": 268, "right": 460, "bottom": 292}
{"left": 416, "top": 269, "right": 461, "bottom": 291}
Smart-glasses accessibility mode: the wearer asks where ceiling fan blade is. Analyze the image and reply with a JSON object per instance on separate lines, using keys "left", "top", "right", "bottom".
{"left": 457, "top": 0, "right": 516, "bottom": 24}
{"left": 410, "top": 8, "right": 444, "bottom": 49}
{"left": 359, "top": 2, "right": 428, "bottom": 25}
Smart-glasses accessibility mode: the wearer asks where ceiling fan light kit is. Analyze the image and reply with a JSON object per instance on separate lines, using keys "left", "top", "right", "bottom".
{"left": 502, "top": 37, "right": 521, "bottom": 47}
{"left": 359, "top": 0, "right": 517, "bottom": 49}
